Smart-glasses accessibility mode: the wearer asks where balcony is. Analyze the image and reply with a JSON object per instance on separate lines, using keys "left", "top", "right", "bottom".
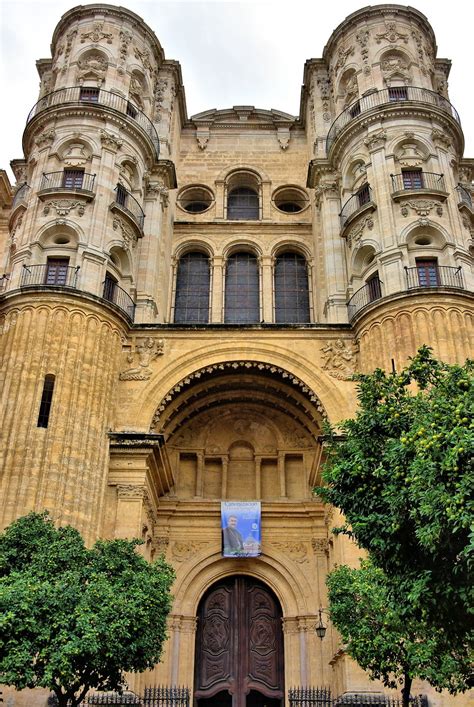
{"left": 26, "top": 86, "right": 160, "bottom": 160}
{"left": 326, "top": 87, "right": 460, "bottom": 153}
{"left": 12, "top": 183, "right": 31, "bottom": 210}
{"left": 39, "top": 171, "right": 96, "bottom": 199}
{"left": 340, "top": 184, "right": 376, "bottom": 230}
{"left": 390, "top": 171, "right": 447, "bottom": 199}
{"left": 405, "top": 265, "right": 464, "bottom": 290}
{"left": 19, "top": 264, "right": 135, "bottom": 321}
{"left": 110, "top": 184, "right": 145, "bottom": 232}
{"left": 347, "top": 277, "right": 383, "bottom": 320}
{"left": 456, "top": 184, "right": 473, "bottom": 213}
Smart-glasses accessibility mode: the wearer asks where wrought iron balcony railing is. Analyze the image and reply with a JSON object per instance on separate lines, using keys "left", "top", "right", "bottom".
{"left": 326, "top": 87, "right": 460, "bottom": 153}
{"left": 39, "top": 171, "right": 96, "bottom": 194}
{"left": 405, "top": 265, "right": 464, "bottom": 289}
{"left": 19, "top": 264, "right": 135, "bottom": 321}
{"left": 347, "top": 277, "right": 383, "bottom": 320}
{"left": 26, "top": 86, "right": 160, "bottom": 159}
{"left": 390, "top": 172, "right": 446, "bottom": 193}
{"left": 456, "top": 184, "right": 473, "bottom": 208}
{"left": 12, "top": 183, "right": 31, "bottom": 210}
{"left": 112, "top": 184, "right": 145, "bottom": 230}
{"left": 340, "top": 184, "right": 373, "bottom": 228}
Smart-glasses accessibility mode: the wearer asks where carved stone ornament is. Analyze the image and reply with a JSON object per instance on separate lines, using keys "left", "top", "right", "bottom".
{"left": 400, "top": 200, "right": 443, "bottom": 218}
{"left": 100, "top": 129, "right": 123, "bottom": 151}
{"left": 277, "top": 127, "right": 291, "bottom": 150}
{"left": 381, "top": 56, "right": 410, "bottom": 85}
{"left": 80, "top": 23, "right": 113, "bottom": 44}
{"left": 152, "top": 536, "right": 170, "bottom": 556}
{"left": 117, "top": 484, "right": 146, "bottom": 500}
{"left": 316, "top": 75, "right": 331, "bottom": 119}
{"left": 117, "top": 29, "right": 133, "bottom": 74}
{"left": 76, "top": 53, "right": 108, "bottom": 86}
{"left": 35, "top": 128, "right": 56, "bottom": 147}
{"left": 112, "top": 216, "right": 137, "bottom": 248}
{"left": 134, "top": 46, "right": 154, "bottom": 75}
{"left": 145, "top": 182, "right": 169, "bottom": 208}
{"left": 395, "top": 139, "right": 426, "bottom": 167}
{"left": 270, "top": 541, "right": 308, "bottom": 563}
{"left": 343, "top": 75, "right": 359, "bottom": 108}
{"left": 346, "top": 215, "right": 374, "bottom": 248}
{"left": 312, "top": 538, "right": 330, "bottom": 555}
{"left": 119, "top": 337, "right": 165, "bottom": 381}
{"left": 356, "top": 29, "right": 370, "bottom": 72}
{"left": 431, "top": 128, "right": 452, "bottom": 149}
{"left": 321, "top": 339, "right": 359, "bottom": 379}
{"left": 43, "top": 200, "right": 85, "bottom": 217}
{"left": 314, "top": 181, "right": 339, "bottom": 205}
{"left": 376, "top": 22, "right": 408, "bottom": 44}
{"left": 332, "top": 44, "right": 355, "bottom": 75}
{"left": 364, "top": 128, "right": 387, "bottom": 151}
{"left": 63, "top": 142, "right": 91, "bottom": 167}
{"left": 282, "top": 425, "right": 311, "bottom": 449}
{"left": 172, "top": 541, "right": 209, "bottom": 562}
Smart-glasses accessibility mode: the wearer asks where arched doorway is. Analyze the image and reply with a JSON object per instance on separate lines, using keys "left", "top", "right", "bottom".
{"left": 194, "top": 576, "right": 284, "bottom": 707}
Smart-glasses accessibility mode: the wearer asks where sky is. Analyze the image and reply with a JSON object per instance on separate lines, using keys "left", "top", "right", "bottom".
{"left": 1, "top": 0, "right": 473, "bottom": 183}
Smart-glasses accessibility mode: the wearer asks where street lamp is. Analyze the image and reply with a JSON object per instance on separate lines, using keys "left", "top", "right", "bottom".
{"left": 315, "top": 607, "right": 327, "bottom": 640}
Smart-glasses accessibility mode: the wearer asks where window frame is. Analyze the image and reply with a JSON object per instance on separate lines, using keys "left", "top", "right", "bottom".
{"left": 173, "top": 251, "right": 211, "bottom": 324}
{"left": 224, "top": 251, "right": 260, "bottom": 324}
{"left": 274, "top": 252, "right": 311, "bottom": 324}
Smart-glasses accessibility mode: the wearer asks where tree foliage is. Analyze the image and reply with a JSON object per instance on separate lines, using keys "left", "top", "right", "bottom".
{"left": 327, "top": 561, "right": 472, "bottom": 705}
{"left": 318, "top": 347, "right": 473, "bottom": 655}
{"left": 0, "top": 512, "right": 175, "bottom": 707}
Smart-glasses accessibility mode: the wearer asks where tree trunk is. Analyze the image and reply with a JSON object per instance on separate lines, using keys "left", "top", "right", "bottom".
{"left": 401, "top": 672, "right": 413, "bottom": 707}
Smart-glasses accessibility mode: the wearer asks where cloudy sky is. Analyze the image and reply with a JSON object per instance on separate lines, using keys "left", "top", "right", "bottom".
{"left": 1, "top": 0, "right": 473, "bottom": 182}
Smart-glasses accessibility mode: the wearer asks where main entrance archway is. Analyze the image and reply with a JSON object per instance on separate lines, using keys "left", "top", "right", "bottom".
{"left": 194, "top": 576, "right": 284, "bottom": 707}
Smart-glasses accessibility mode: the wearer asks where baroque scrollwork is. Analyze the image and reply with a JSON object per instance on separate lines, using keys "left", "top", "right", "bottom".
{"left": 43, "top": 200, "right": 85, "bottom": 217}
{"left": 321, "top": 338, "right": 359, "bottom": 379}
{"left": 400, "top": 200, "right": 443, "bottom": 218}
{"left": 346, "top": 215, "right": 374, "bottom": 248}
{"left": 80, "top": 23, "right": 113, "bottom": 44}
{"left": 270, "top": 541, "right": 308, "bottom": 563}
{"left": 376, "top": 22, "right": 408, "bottom": 44}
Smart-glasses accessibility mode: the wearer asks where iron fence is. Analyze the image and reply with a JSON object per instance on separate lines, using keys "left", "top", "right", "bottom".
{"left": 21, "top": 263, "right": 80, "bottom": 288}
{"left": 289, "top": 687, "right": 428, "bottom": 707}
{"left": 456, "top": 184, "right": 473, "bottom": 208}
{"left": 26, "top": 86, "right": 160, "bottom": 159}
{"left": 405, "top": 265, "right": 464, "bottom": 289}
{"left": 40, "top": 171, "right": 96, "bottom": 193}
{"left": 340, "top": 185, "right": 373, "bottom": 228}
{"left": 12, "top": 182, "right": 30, "bottom": 210}
{"left": 326, "top": 86, "right": 460, "bottom": 152}
{"left": 102, "top": 279, "right": 136, "bottom": 321}
{"left": 347, "top": 277, "right": 383, "bottom": 320}
{"left": 79, "top": 687, "right": 190, "bottom": 706}
{"left": 113, "top": 184, "right": 145, "bottom": 230}
{"left": 390, "top": 172, "right": 445, "bottom": 193}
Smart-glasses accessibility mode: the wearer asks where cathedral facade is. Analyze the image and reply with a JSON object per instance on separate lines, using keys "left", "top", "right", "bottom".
{"left": 0, "top": 3, "right": 473, "bottom": 706}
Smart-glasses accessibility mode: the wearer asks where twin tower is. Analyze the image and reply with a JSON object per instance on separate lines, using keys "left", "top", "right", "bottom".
{"left": 0, "top": 4, "right": 472, "bottom": 705}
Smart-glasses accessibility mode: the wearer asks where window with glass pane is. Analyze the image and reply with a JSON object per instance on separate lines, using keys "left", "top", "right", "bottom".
{"left": 357, "top": 183, "right": 371, "bottom": 207}
{"left": 225, "top": 253, "right": 260, "bottom": 323}
{"left": 274, "top": 253, "right": 310, "bottom": 323}
{"left": 174, "top": 252, "right": 210, "bottom": 324}
{"left": 366, "top": 273, "right": 382, "bottom": 301}
{"left": 62, "top": 169, "right": 84, "bottom": 189}
{"left": 227, "top": 187, "right": 259, "bottom": 220}
{"left": 45, "top": 258, "right": 69, "bottom": 286}
{"left": 115, "top": 183, "right": 128, "bottom": 207}
{"left": 388, "top": 86, "right": 408, "bottom": 101}
{"left": 103, "top": 273, "right": 117, "bottom": 302}
{"left": 402, "top": 169, "right": 423, "bottom": 189}
{"left": 416, "top": 259, "right": 439, "bottom": 287}
{"left": 79, "top": 87, "right": 99, "bottom": 102}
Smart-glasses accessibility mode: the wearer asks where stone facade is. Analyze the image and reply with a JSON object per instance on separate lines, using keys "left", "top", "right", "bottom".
{"left": 0, "top": 3, "right": 473, "bottom": 706}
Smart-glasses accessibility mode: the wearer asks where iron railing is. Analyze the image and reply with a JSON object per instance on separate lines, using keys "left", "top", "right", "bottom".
{"left": 456, "top": 184, "right": 473, "bottom": 208}
{"left": 289, "top": 687, "right": 428, "bottom": 707}
{"left": 327, "top": 86, "right": 460, "bottom": 152}
{"left": 12, "top": 183, "right": 30, "bottom": 210}
{"left": 405, "top": 265, "right": 464, "bottom": 289}
{"left": 26, "top": 86, "right": 160, "bottom": 159}
{"left": 347, "top": 277, "right": 383, "bottom": 319}
{"left": 390, "top": 172, "right": 445, "bottom": 193}
{"left": 112, "top": 185, "right": 145, "bottom": 230}
{"left": 21, "top": 263, "right": 80, "bottom": 288}
{"left": 81, "top": 687, "right": 190, "bottom": 706}
{"left": 40, "top": 171, "right": 96, "bottom": 193}
{"left": 340, "top": 185, "right": 373, "bottom": 228}
{"left": 102, "top": 279, "right": 136, "bottom": 321}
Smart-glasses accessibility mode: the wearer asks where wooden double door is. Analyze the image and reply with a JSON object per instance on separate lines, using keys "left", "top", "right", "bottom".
{"left": 195, "top": 576, "right": 284, "bottom": 707}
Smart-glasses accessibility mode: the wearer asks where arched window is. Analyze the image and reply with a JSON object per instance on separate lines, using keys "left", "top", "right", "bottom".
{"left": 274, "top": 252, "right": 310, "bottom": 323}
{"left": 225, "top": 252, "right": 259, "bottom": 324}
{"left": 227, "top": 187, "right": 259, "bottom": 220}
{"left": 174, "top": 252, "right": 210, "bottom": 323}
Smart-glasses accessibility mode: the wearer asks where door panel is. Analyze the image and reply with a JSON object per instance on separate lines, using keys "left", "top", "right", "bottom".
{"left": 195, "top": 577, "right": 283, "bottom": 707}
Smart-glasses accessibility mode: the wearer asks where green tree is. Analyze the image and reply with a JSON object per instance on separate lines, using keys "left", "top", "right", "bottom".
{"left": 327, "top": 560, "right": 471, "bottom": 707}
{"left": 0, "top": 512, "right": 175, "bottom": 707}
{"left": 318, "top": 347, "right": 473, "bottom": 645}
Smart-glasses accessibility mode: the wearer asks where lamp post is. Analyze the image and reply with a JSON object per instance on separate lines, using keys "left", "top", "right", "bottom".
{"left": 315, "top": 606, "right": 327, "bottom": 640}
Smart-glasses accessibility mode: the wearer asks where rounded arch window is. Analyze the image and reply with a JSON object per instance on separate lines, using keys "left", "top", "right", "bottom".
{"left": 177, "top": 186, "right": 214, "bottom": 214}
{"left": 225, "top": 251, "right": 260, "bottom": 323}
{"left": 174, "top": 251, "right": 210, "bottom": 324}
{"left": 227, "top": 187, "right": 259, "bottom": 220}
{"left": 274, "top": 252, "right": 310, "bottom": 323}
{"left": 273, "top": 187, "right": 308, "bottom": 214}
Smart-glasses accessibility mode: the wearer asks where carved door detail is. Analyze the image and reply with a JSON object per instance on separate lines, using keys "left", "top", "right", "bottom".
{"left": 195, "top": 576, "right": 283, "bottom": 707}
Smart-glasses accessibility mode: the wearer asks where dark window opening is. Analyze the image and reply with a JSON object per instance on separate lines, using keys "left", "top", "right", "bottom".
{"left": 349, "top": 100, "right": 361, "bottom": 118}
{"left": 274, "top": 253, "right": 310, "bottom": 323}
{"left": 37, "top": 375, "right": 55, "bottom": 428}
{"left": 402, "top": 169, "right": 424, "bottom": 189}
{"left": 416, "top": 258, "right": 439, "bottom": 287}
{"left": 227, "top": 187, "right": 259, "bottom": 220}
{"left": 184, "top": 201, "right": 209, "bottom": 213}
{"left": 366, "top": 273, "right": 382, "bottom": 301}
{"left": 278, "top": 201, "right": 302, "bottom": 213}
{"left": 115, "top": 183, "right": 128, "bottom": 207}
{"left": 126, "top": 101, "right": 138, "bottom": 118}
{"left": 45, "top": 258, "right": 69, "bottom": 286}
{"left": 389, "top": 86, "right": 408, "bottom": 101}
{"left": 103, "top": 272, "right": 117, "bottom": 303}
{"left": 174, "top": 252, "right": 210, "bottom": 324}
{"left": 62, "top": 169, "right": 84, "bottom": 190}
{"left": 225, "top": 252, "right": 260, "bottom": 323}
{"left": 79, "top": 87, "right": 99, "bottom": 102}
{"left": 357, "top": 183, "right": 371, "bottom": 207}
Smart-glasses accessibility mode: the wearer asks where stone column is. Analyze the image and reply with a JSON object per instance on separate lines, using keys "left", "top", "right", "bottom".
{"left": 221, "top": 455, "right": 229, "bottom": 498}
{"left": 261, "top": 255, "right": 273, "bottom": 323}
{"left": 211, "top": 255, "right": 224, "bottom": 323}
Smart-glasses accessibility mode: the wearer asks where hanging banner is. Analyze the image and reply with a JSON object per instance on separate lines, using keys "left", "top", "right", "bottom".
{"left": 221, "top": 501, "right": 261, "bottom": 558}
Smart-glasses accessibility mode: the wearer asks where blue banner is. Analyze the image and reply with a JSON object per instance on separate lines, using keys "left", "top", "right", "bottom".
{"left": 221, "top": 501, "right": 261, "bottom": 558}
